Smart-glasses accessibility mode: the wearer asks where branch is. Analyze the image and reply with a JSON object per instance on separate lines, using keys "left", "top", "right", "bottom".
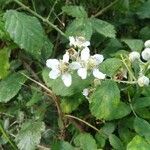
{"left": 20, "top": 73, "right": 66, "bottom": 134}
{"left": 65, "top": 114, "right": 100, "bottom": 132}
{"left": 13, "top": 0, "right": 66, "bottom": 37}
{"left": 92, "top": 0, "right": 119, "bottom": 18}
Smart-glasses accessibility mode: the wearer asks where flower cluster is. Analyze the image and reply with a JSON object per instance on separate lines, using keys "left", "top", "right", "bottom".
{"left": 129, "top": 40, "right": 150, "bottom": 87}
{"left": 46, "top": 36, "right": 106, "bottom": 87}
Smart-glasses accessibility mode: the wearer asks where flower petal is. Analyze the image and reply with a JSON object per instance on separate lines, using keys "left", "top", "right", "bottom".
{"left": 69, "top": 36, "right": 76, "bottom": 47}
{"left": 77, "top": 68, "right": 87, "bottom": 79}
{"left": 63, "top": 52, "right": 69, "bottom": 63}
{"left": 129, "top": 51, "right": 140, "bottom": 62}
{"left": 61, "top": 73, "right": 72, "bottom": 87}
{"left": 141, "top": 48, "right": 150, "bottom": 61}
{"left": 82, "top": 41, "right": 90, "bottom": 47}
{"left": 46, "top": 59, "right": 59, "bottom": 70}
{"left": 138, "top": 75, "right": 149, "bottom": 87}
{"left": 69, "top": 62, "right": 81, "bottom": 70}
{"left": 92, "top": 54, "right": 104, "bottom": 65}
{"left": 49, "top": 69, "right": 60, "bottom": 79}
{"left": 81, "top": 47, "right": 90, "bottom": 61}
{"left": 93, "top": 69, "right": 106, "bottom": 79}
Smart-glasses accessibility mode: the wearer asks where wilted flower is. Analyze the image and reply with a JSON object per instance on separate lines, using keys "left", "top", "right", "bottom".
{"left": 141, "top": 48, "right": 150, "bottom": 61}
{"left": 137, "top": 75, "right": 149, "bottom": 87}
{"left": 69, "top": 36, "right": 90, "bottom": 48}
{"left": 129, "top": 51, "right": 140, "bottom": 62}
{"left": 144, "top": 40, "right": 150, "bottom": 48}
{"left": 46, "top": 52, "right": 72, "bottom": 87}
{"left": 71, "top": 47, "right": 106, "bottom": 79}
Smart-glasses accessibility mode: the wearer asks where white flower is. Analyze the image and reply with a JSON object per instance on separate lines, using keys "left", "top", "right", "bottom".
{"left": 141, "top": 48, "right": 150, "bottom": 61}
{"left": 69, "top": 36, "right": 90, "bottom": 48}
{"left": 72, "top": 47, "right": 106, "bottom": 79}
{"left": 82, "top": 88, "right": 89, "bottom": 99}
{"left": 144, "top": 40, "right": 150, "bottom": 48}
{"left": 129, "top": 51, "right": 140, "bottom": 62}
{"left": 46, "top": 52, "right": 72, "bottom": 87}
{"left": 137, "top": 75, "right": 149, "bottom": 87}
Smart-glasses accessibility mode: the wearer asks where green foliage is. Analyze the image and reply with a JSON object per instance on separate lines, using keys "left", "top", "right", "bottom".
{"left": 0, "top": 0, "right": 150, "bottom": 149}
{"left": 62, "top": 5, "right": 87, "bottom": 18}
{"left": 137, "top": 0, "right": 150, "bottom": 19}
{"left": 122, "top": 39, "right": 144, "bottom": 52}
{"left": 52, "top": 141, "right": 74, "bottom": 150}
{"left": 0, "top": 48, "right": 10, "bottom": 79}
{"left": 90, "top": 80, "right": 131, "bottom": 120}
{"left": 74, "top": 133, "right": 97, "bottom": 150}
{"left": 4, "top": 10, "right": 45, "bottom": 59}
{"left": 127, "top": 135, "right": 150, "bottom": 150}
{"left": 65, "top": 18, "right": 93, "bottom": 40}
{"left": 99, "top": 58, "right": 123, "bottom": 77}
{"left": 90, "top": 18, "right": 116, "bottom": 38}
{"left": 134, "top": 117, "right": 150, "bottom": 142}
{"left": 109, "top": 134, "right": 124, "bottom": 150}
{"left": 0, "top": 72, "right": 27, "bottom": 103}
{"left": 15, "top": 120, "right": 45, "bottom": 150}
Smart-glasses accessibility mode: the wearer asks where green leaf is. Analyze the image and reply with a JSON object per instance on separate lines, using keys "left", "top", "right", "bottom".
{"left": 89, "top": 80, "right": 120, "bottom": 120}
{"left": 90, "top": 18, "right": 116, "bottom": 38}
{"left": 137, "top": 0, "right": 150, "bottom": 19}
{"left": 74, "top": 133, "right": 97, "bottom": 150}
{"left": 41, "top": 36, "right": 53, "bottom": 62}
{"left": 122, "top": 39, "right": 144, "bottom": 52}
{"left": 15, "top": 120, "right": 45, "bottom": 150}
{"left": 134, "top": 117, "right": 150, "bottom": 142}
{"left": 139, "top": 26, "right": 150, "bottom": 41}
{"left": 0, "top": 48, "right": 10, "bottom": 79}
{"left": 133, "top": 97, "right": 150, "bottom": 109}
{"left": 101, "top": 122, "right": 116, "bottom": 136}
{"left": 61, "top": 94, "right": 84, "bottom": 113}
{"left": 99, "top": 58, "right": 123, "bottom": 77}
{"left": 52, "top": 141, "right": 75, "bottom": 150}
{"left": 127, "top": 135, "right": 150, "bottom": 150}
{"left": 65, "top": 18, "right": 93, "bottom": 40}
{"left": 135, "top": 108, "right": 150, "bottom": 119}
{"left": 95, "top": 133, "right": 106, "bottom": 148}
{"left": 109, "top": 134, "right": 124, "bottom": 150}
{"left": 62, "top": 5, "right": 87, "bottom": 18}
{"left": 42, "top": 68, "right": 90, "bottom": 97}
{"left": 0, "top": 72, "right": 27, "bottom": 103}
{"left": 4, "top": 10, "right": 44, "bottom": 59}
{"left": 111, "top": 102, "right": 131, "bottom": 120}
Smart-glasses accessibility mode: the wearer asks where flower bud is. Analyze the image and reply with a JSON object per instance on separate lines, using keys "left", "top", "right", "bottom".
{"left": 137, "top": 75, "right": 149, "bottom": 87}
{"left": 144, "top": 40, "right": 150, "bottom": 48}
{"left": 129, "top": 51, "right": 140, "bottom": 62}
{"left": 141, "top": 48, "right": 150, "bottom": 61}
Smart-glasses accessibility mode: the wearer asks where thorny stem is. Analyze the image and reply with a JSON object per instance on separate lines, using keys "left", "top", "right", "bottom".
{"left": 13, "top": 0, "right": 66, "bottom": 37}
{"left": 121, "top": 55, "right": 136, "bottom": 81}
{"left": 65, "top": 114, "right": 100, "bottom": 132}
{"left": 112, "top": 79, "right": 137, "bottom": 84}
{"left": 92, "top": 0, "right": 119, "bottom": 18}
{"left": 0, "top": 124, "right": 17, "bottom": 150}
{"left": 128, "top": 92, "right": 138, "bottom": 117}
{"left": 20, "top": 73, "right": 66, "bottom": 134}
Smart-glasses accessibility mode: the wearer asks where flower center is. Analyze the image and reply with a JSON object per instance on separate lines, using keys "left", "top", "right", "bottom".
{"left": 59, "top": 61, "right": 69, "bottom": 74}
{"left": 87, "top": 58, "right": 97, "bottom": 70}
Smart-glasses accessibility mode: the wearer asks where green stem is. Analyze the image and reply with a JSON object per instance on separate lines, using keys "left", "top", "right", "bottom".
{"left": 13, "top": 0, "right": 66, "bottom": 37}
{"left": 128, "top": 92, "right": 138, "bottom": 117}
{"left": 0, "top": 124, "right": 17, "bottom": 150}
{"left": 92, "top": 0, "right": 119, "bottom": 18}
{"left": 65, "top": 114, "right": 100, "bottom": 132}
{"left": 112, "top": 79, "right": 137, "bottom": 84}
{"left": 121, "top": 55, "right": 136, "bottom": 81}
